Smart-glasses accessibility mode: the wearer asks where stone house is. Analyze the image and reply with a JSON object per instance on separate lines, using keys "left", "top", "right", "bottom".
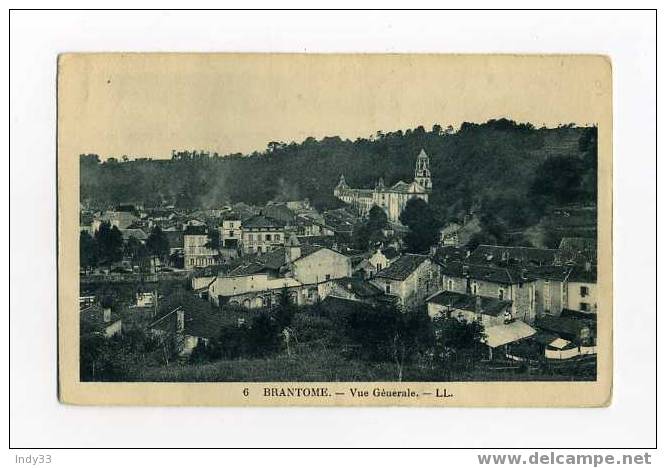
{"left": 426, "top": 290, "right": 513, "bottom": 327}
{"left": 437, "top": 261, "right": 537, "bottom": 324}
{"left": 370, "top": 254, "right": 440, "bottom": 310}
{"left": 241, "top": 214, "right": 285, "bottom": 255}
{"left": 566, "top": 264, "right": 597, "bottom": 314}
{"left": 183, "top": 225, "right": 218, "bottom": 269}
{"left": 208, "top": 236, "right": 351, "bottom": 309}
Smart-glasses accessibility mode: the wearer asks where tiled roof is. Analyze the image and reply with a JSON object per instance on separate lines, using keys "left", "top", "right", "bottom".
{"left": 535, "top": 315, "right": 590, "bottom": 337}
{"left": 227, "top": 245, "right": 323, "bottom": 277}
{"left": 468, "top": 244, "right": 559, "bottom": 266}
{"left": 432, "top": 246, "right": 467, "bottom": 265}
{"left": 528, "top": 265, "right": 573, "bottom": 282}
{"left": 243, "top": 214, "right": 285, "bottom": 229}
{"left": 439, "top": 261, "right": 533, "bottom": 285}
{"left": 567, "top": 265, "right": 597, "bottom": 283}
{"left": 374, "top": 254, "right": 429, "bottom": 281}
{"left": 427, "top": 290, "right": 512, "bottom": 317}
{"left": 380, "top": 246, "right": 399, "bottom": 259}
{"left": 332, "top": 277, "right": 384, "bottom": 298}
{"left": 120, "top": 228, "right": 148, "bottom": 241}
{"left": 184, "top": 225, "right": 208, "bottom": 236}
{"left": 484, "top": 320, "right": 536, "bottom": 348}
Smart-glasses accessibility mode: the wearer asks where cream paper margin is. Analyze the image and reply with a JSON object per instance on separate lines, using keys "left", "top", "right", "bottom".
{"left": 57, "top": 54, "right": 612, "bottom": 407}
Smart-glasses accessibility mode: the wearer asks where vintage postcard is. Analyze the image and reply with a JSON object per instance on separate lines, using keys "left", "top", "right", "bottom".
{"left": 58, "top": 53, "right": 612, "bottom": 406}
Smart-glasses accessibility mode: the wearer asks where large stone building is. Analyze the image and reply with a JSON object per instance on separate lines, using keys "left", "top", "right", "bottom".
{"left": 183, "top": 225, "right": 218, "bottom": 269}
{"left": 208, "top": 235, "right": 352, "bottom": 309}
{"left": 334, "top": 149, "right": 432, "bottom": 223}
{"left": 241, "top": 214, "right": 285, "bottom": 255}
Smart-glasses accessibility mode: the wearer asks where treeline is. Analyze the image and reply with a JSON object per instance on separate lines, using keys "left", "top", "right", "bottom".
{"left": 80, "top": 222, "right": 170, "bottom": 269}
{"left": 81, "top": 119, "right": 597, "bottom": 230}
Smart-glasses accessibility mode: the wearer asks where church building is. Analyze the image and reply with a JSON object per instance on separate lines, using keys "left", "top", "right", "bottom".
{"left": 333, "top": 149, "right": 432, "bottom": 223}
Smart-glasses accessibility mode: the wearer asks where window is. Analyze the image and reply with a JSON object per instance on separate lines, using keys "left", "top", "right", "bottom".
{"left": 385, "top": 283, "right": 391, "bottom": 294}
{"left": 248, "top": 234, "right": 254, "bottom": 241}
{"left": 447, "top": 280, "right": 453, "bottom": 290}
{"left": 472, "top": 282, "right": 478, "bottom": 295}
{"left": 580, "top": 302, "right": 590, "bottom": 311}
{"left": 580, "top": 286, "right": 589, "bottom": 297}
{"left": 275, "top": 234, "right": 280, "bottom": 241}
{"left": 266, "top": 234, "right": 272, "bottom": 241}
{"left": 498, "top": 288, "right": 504, "bottom": 301}
{"left": 325, "top": 274, "right": 331, "bottom": 281}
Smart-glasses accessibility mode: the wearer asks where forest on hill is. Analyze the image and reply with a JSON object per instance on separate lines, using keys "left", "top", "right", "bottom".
{"left": 80, "top": 119, "right": 597, "bottom": 234}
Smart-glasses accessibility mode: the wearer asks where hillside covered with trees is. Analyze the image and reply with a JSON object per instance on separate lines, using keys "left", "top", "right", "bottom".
{"left": 80, "top": 119, "right": 597, "bottom": 235}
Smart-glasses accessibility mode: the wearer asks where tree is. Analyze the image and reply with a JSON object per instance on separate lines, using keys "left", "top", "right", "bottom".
{"left": 146, "top": 226, "right": 170, "bottom": 260}
{"left": 247, "top": 314, "right": 281, "bottom": 357}
{"left": 94, "top": 221, "right": 124, "bottom": 264}
{"left": 432, "top": 315, "right": 485, "bottom": 373}
{"left": 529, "top": 156, "right": 584, "bottom": 208}
{"left": 80, "top": 231, "right": 98, "bottom": 270}
{"left": 352, "top": 205, "right": 388, "bottom": 250}
{"left": 205, "top": 228, "right": 221, "bottom": 250}
{"left": 399, "top": 198, "right": 441, "bottom": 253}
{"left": 124, "top": 235, "right": 147, "bottom": 263}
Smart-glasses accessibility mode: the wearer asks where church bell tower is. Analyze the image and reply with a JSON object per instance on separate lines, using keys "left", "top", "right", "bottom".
{"left": 414, "top": 148, "right": 432, "bottom": 191}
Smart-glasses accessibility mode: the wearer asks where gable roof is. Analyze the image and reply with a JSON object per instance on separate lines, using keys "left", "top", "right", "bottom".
{"left": 226, "top": 245, "right": 324, "bottom": 277}
{"left": 535, "top": 315, "right": 590, "bottom": 337}
{"left": 427, "top": 290, "right": 512, "bottom": 317}
{"left": 374, "top": 254, "right": 429, "bottom": 281}
{"left": 243, "top": 214, "right": 285, "bottom": 229}
{"left": 120, "top": 228, "right": 148, "bottom": 241}
{"left": 468, "top": 244, "right": 559, "bottom": 266}
{"left": 484, "top": 320, "right": 536, "bottom": 348}
{"left": 184, "top": 225, "right": 207, "bottom": 236}
{"left": 439, "top": 261, "right": 534, "bottom": 285}
{"left": 432, "top": 246, "right": 468, "bottom": 266}
{"left": 332, "top": 277, "right": 384, "bottom": 298}
{"left": 528, "top": 265, "right": 573, "bottom": 282}
{"left": 380, "top": 246, "right": 399, "bottom": 260}
{"left": 568, "top": 265, "right": 597, "bottom": 283}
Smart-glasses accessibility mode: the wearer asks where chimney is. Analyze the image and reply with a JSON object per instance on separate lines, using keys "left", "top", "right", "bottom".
{"left": 176, "top": 309, "right": 185, "bottom": 332}
{"left": 462, "top": 265, "right": 469, "bottom": 277}
{"left": 102, "top": 307, "right": 112, "bottom": 323}
{"left": 285, "top": 234, "right": 302, "bottom": 265}
{"left": 503, "top": 309, "right": 513, "bottom": 324}
{"left": 584, "top": 261, "right": 592, "bottom": 272}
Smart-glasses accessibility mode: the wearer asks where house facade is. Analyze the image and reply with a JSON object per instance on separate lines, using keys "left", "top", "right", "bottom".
{"left": 208, "top": 236, "right": 351, "bottom": 309}
{"left": 370, "top": 254, "right": 440, "bottom": 309}
{"left": 183, "top": 225, "right": 218, "bottom": 269}
{"left": 438, "top": 261, "right": 537, "bottom": 324}
{"left": 220, "top": 217, "right": 242, "bottom": 249}
{"left": 241, "top": 214, "right": 285, "bottom": 255}
{"left": 426, "top": 290, "right": 513, "bottom": 327}
{"left": 566, "top": 265, "right": 597, "bottom": 314}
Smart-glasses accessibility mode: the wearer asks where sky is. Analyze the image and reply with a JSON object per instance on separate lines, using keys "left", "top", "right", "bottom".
{"left": 58, "top": 54, "right": 610, "bottom": 160}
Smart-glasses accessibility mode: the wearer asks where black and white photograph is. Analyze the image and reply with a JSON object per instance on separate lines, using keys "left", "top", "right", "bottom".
{"left": 66, "top": 54, "right": 607, "bottom": 391}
